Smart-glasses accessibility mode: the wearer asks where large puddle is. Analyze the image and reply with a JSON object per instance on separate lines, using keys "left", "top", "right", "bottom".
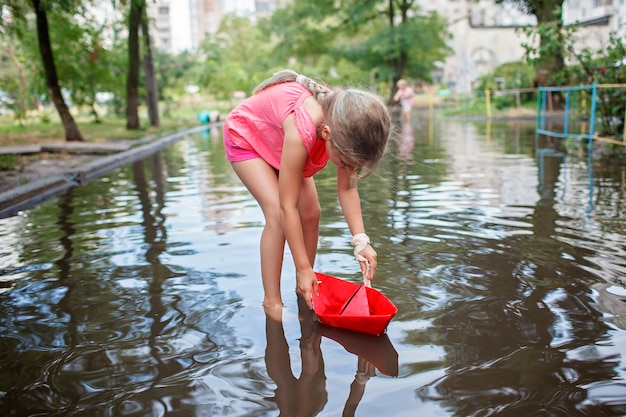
{"left": 1, "top": 117, "right": 625, "bottom": 416}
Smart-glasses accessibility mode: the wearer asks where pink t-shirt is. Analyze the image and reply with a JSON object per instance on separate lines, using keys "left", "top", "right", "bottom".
{"left": 223, "top": 82, "right": 328, "bottom": 178}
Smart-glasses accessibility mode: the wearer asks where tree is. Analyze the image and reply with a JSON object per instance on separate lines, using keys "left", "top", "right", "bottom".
{"left": 48, "top": 12, "right": 123, "bottom": 123}
{"left": 0, "top": 35, "right": 30, "bottom": 121}
{"left": 267, "top": 0, "right": 450, "bottom": 98}
{"left": 126, "top": 0, "right": 143, "bottom": 130}
{"left": 499, "top": 0, "right": 567, "bottom": 87}
{"left": 200, "top": 14, "right": 275, "bottom": 96}
{"left": 1, "top": 0, "right": 87, "bottom": 140}
{"left": 152, "top": 49, "right": 201, "bottom": 115}
{"left": 141, "top": 6, "right": 159, "bottom": 127}
{"left": 32, "top": 0, "right": 84, "bottom": 141}
{"left": 2, "top": 0, "right": 128, "bottom": 124}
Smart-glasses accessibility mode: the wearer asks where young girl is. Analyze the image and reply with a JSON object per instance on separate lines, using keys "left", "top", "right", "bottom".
{"left": 393, "top": 79, "right": 415, "bottom": 123}
{"left": 223, "top": 70, "right": 391, "bottom": 310}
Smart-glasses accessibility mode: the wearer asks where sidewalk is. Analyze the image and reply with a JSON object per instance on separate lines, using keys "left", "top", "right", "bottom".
{"left": 0, "top": 124, "right": 214, "bottom": 219}
{"left": 0, "top": 142, "right": 130, "bottom": 155}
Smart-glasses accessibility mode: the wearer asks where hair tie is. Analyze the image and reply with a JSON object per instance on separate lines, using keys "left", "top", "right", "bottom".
{"left": 296, "top": 74, "right": 307, "bottom": 85}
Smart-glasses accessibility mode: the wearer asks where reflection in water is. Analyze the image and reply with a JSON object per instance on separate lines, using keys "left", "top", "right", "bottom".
{"left": 265, "top": 297, "right": 328, "bottom": 416}
{"left": 57, "top": 188, "right": 78, "bottom": 349}
{"left": 342, "top": 358, "right": 376, "bottom": 417}
{"left": 397, "top": 122, "right": 416, "bottom": 161}
{"left": 315, "top": 325, "right": 398, "bottom": 378}
{"left": 132, "top": 153, "right": 186, "bottom": 388}
{"left": 264, "top": 296, "right": 399, "bottom": 416}
{"left": 409, "top": 127, "right": 625, "bottom": 416}
{"left": 593, "top": 283, "right": 626, "bottom": 330}
{"left": 1, "top": 120, "right": 626, "bottom": 415}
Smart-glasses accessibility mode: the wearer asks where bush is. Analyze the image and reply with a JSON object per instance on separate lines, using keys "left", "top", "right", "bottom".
{"left": 0, "top": 154, "right": 17, "bottom": 171}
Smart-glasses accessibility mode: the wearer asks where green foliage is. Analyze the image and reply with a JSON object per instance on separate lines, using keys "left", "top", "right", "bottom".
{"left": 556, "top": 34, "right": 626, "bottom": 138}
{"left": 156, "top": 49, "right": 206, "bottom": 108}
{"left": 503, "top": 0, "right": 567, "bottom": 90}
{"left": 265, "top": 0, "right": 451, "bottom": 95}
{"left": 441, "top": 94, "right": 489, "bottom": 116}
{"left": 49, "top": 14, "right": 124, "bottom": 118}
{"left": 1, "top": 0, "right": 128, "bottom": 122}
{"left": 196, "top": 14, "right": 277, "bottom": 97}
{"left": 0, "top": 154, "right": 17, "bottom": 171}
{"left": 2, "top": 0, "right": 452, "bottom": 125}
{"left": 567, "top": 34, "right": 626, "bottom": 85}
{"left": 0, "top": 14, "right": 42, "bottom": 119}
{"left": 475, "top": 61, "right": 535, "bottom": 92}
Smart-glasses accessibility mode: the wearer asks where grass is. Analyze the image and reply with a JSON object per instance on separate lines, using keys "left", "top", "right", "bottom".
{"left": 0, "top": 117, "right": 186, "bottom": 146}
{"left": 439, "top": 95, "right": 538, "bottom": 117}
{"left": 0, "top": 97, "right": 234, "bottom": 148}
{"left": 0, "top": 97, "right": 235, "bottom": 172}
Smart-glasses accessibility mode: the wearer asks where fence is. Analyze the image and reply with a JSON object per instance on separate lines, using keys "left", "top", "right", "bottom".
{"left": 536, "top": 84, "right": 626, "bottom": 152}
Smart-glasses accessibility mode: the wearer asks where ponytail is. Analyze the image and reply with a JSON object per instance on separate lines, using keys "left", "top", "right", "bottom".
{"left": 253, "top": 69, "right": 330, "bottom": 102}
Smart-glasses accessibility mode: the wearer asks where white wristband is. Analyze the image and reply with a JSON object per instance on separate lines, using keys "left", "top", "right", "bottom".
{"left": 351, "top": 233, "right": 370, "bottom": 262}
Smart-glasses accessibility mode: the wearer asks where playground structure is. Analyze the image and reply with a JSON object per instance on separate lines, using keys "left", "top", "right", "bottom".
{"left": 535, "top": 83, "right": 626, "bottom": 216}
{"left": 536, "top": 83, "right": 626, "bottom": 154}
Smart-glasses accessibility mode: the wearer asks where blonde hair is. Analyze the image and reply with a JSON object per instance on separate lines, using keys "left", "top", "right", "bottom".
{"left": 254, "top": 69, "right": 391, "bottom": 182}
{"left": 253, "top": 69, "right": 330, "bottom": 102}
{"left": 396, "top": 79, "right": 408, "bottom": 88}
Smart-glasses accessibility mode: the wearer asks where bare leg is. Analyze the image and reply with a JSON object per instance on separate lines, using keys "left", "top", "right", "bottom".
{"left": 297, "top": 177, "right": 321, "bottom": 268}
{"left": 232, "top": 159, "right": 285, "bottom": 308}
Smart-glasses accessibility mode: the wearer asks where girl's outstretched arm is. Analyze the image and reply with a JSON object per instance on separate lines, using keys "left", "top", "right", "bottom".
{"left": 336, "top": 167, "right": 377, "bottom": 280}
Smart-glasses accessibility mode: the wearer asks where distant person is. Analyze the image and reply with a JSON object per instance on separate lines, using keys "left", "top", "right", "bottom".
{"left": 393, "top": 79, "right": 416, "bottom": 123}
{"left": 223, "top": 69, "right": 391, "bottom": 310}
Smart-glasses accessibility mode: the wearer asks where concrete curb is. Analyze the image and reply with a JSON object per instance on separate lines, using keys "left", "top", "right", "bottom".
{"left": 41, "top": 142, "right": 130, "bottom": 154}
{"left": 0, "top": 174, "right": 79, "bottom": 216}
{"left": 0, "top": 142, "right": 131, "bottom": 155}
{"left": 0, "top": 145, "right": 42, "bottom": 154}
{"left": 0, "top": 123, "right": 221, "bottom": 219}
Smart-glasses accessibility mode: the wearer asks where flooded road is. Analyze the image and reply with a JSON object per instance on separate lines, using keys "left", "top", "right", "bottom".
{"left": 1, "top": 116, "right": 625, "bottom": 416}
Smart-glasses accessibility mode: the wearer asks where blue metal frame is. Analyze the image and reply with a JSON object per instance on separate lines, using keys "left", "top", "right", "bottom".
{"left": 535, "top": 84, "right": 596, "bottom": 215}
{"left": 535, "top": 84, "right": 597, "bottom": 156}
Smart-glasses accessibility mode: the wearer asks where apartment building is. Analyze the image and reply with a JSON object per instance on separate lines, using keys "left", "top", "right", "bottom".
{"left": 147, "top": 0, "right": 287, "bottom": 54}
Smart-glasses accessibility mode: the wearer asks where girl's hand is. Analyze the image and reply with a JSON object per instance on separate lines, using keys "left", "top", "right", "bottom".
{"left": 296, "top": 268, "right": 319, "bottom": 310}
{"left": 357, "top": 244, "right": 377, "bottom": 282}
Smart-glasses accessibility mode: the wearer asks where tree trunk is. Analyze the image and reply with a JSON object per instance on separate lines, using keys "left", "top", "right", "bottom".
{"left": 388, "top": 0, "right": 412, "bottom": 101}
{"left": 534, "top": 0, "right": 566, "bottom": 108}
{"left": 388, "top": 0, "right": 399, "bottom": 102}
{"left": 126, "top": 0, "right": 143, "bottom": 130}
{"left": 32, "top": 0, "right": 83, "bottom": 141}
{"left": 535, "top": 1, "right": 566, "bottom": 85}
{"left": 141, "top": 8, "right": 160, "bottom": 127}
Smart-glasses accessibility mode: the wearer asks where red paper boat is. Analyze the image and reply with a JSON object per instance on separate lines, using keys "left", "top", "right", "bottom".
{"left": 312, "top": 272, "right": 398, "bottom": 336}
